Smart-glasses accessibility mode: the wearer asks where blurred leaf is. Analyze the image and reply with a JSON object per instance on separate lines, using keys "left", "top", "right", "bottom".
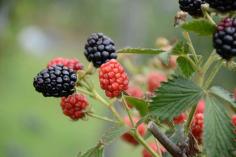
{"left": 171, "top": 41, "right": 189, "bottom": 55}
{"left": 125, "top": 96, "right": 149, "bottom": 116}
{"left": 181, "top": 19, "right": 216, "bottom": 36}
{"left": 177, "top": 56, "right": 195, "bottom": 78}
{"left": 209, "top": 86, "right": 236, "bottom": 109}
{"left": 78, "top": 144, "right": 104, "bottom": 157}
{"left": 204, "top": 94, "right": 236, "bottom": 157}
{"left": 117, "top": 48, "right": 164, "bottom": 54}
{"left": 149, "top": 76, "right": 203, "bottom": 120}
{"left": 101, "top": 125, "right": 128, "bottom": 145}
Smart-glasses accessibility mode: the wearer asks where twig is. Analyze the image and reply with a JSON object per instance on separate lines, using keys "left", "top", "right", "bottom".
{"left": 148, "top": 121, "right": 187, "bottom": 157}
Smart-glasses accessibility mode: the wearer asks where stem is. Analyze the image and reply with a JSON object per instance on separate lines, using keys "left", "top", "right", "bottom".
{"left": 132, "top": 129, "right": 160, "bottom": 157}
{"left": 76, "top": 87, "right": 93, "bottom": 97}
{"left": 183, "top": 32, "right": 199, "bottom": 64}
{"left": 204, "top": 60, "right": 223, "bottom": 89}
{"left": 201, "top": 4, "right": 217, "bottom": 26}
{"left": 87, "top": 112, "right": 119, "bottom": 124}
{"left": 92, "top": 90, "right": 123, "bottom": 122}
{"left": 121, "top": 94, "right": 135, "bottom": 127}
{"left": 148, "top": 121, "right": 186, "bottom": 157}
{"left": 185, "top": 105, "right": 197, "bottom": 133}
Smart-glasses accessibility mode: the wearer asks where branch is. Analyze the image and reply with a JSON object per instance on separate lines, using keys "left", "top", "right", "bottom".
{"left": 148, "top": 121, "right": 187, "bottom": 157}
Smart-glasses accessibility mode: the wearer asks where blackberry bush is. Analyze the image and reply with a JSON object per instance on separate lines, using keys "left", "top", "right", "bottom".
{"left": 33, "top": 3, "right": 236, "bottom": 157}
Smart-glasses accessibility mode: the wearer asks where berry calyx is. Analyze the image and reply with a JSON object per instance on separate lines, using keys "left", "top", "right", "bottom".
{"left": 173, "top": 113, "right": 187, "bottom": 125}
{"left": 179, "top": 0, "right": 205, "bottom": 17}
{"left": 99, "top": 59, "right": 129, "bottom": 98}
{"left": 47, "top": 57, "right": 83, "bottom": 71}
{"left": 84, "top": 33, "right": 117, "bottom": 68}
{"left": 125, "top": 85, "right": 144, "bottom": 108}
{"left": 213, "top": 18, "right": 236, "bottom": 60}
{"left": 142, "top": 142, "right": 166, "bottom": 157}
{"left": 61, "top": 93, "right": 89, "bottom": 120}
{"left": 33, "top": 65, "right": 77, "bottom": 97}
{"left": 147, "top": 72, "right": 167, "bottom": 93}
{"left": 205, "top": 0, "right": 236, "bottom": 12}
{"left": 121, "top": 116, "right": 146, "bottom": 145}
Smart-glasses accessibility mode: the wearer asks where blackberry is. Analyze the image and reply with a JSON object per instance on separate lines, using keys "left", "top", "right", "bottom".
{"left": 84, "top": 33, "right": 117, "bottom": 68}
{"left": 205, "top": 0, "right": 236, "bottom": 12}
{"left": 179, "top": 0, "right": 205, "bottom": 17}
{"left": 33, "top": 65, "right": 77, "bottom": 97}
{"left": 213, "top": 18, "right": 236, "bottom": 60}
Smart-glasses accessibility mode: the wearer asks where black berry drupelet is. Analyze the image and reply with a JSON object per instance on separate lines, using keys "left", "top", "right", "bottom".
{"left": 84, "top": 33, "right": 117, "bottom": 68}
{"left": 205, "top": 0, "right": 236, "bottom": 12}
{"left": 213, "top": 18, "right": 236, "bottom": 60}
{"left": 33, "top": 65, "right": 77, "bottom": 97}
{"left": 179, "top": 0, "right": 205, "bottom": 17}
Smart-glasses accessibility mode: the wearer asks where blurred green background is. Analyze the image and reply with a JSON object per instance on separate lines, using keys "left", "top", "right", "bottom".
{"left": 0, "top": 0, "right": 235, "bottom": 157}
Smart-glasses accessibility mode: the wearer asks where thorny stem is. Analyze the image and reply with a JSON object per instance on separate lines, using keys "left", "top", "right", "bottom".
{"left": 121, "top": 94, "right": 135, "bottom": 127}
{"left": 148, "top": 121, "right": 187, "bottom": 157}
{"left": 204, "top": 60, "right": 223, "bottom": 89}
{"left": 201, "top": 4, "right": 217, "bottom": 26}
{"left": 87, "top": 112, "right": 120, "bottom": 124}
{"left": 185, "top": 104, "right": 197, "bottom": 133}
{"left": 92, "top": 90, "right": 123, "bottom": 122}
{"left": 183, "top": 32, "right": 199, "bottom": 64}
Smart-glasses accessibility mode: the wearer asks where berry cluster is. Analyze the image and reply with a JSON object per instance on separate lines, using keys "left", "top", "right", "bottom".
{"left": 61, "top": 93, "right": 89, "bottom": 120}
{"left": 191, "top": 100, "right": 205, "bottom": 143}
{"left": 205, "top": 0, "right": 236, "bottom": 12}
{"left": 84, "top": 33, "right": 117, "bottom": 68}
{"left": 33, "top": 65, "right": 77, "bottom": 97}
{"left": 47, "top": 57, "right": 83, "bottom": 71}
{"left": 99, "top": 59, "right": 129, "bottom": 98}
{"left": 179, "top": 0, "right": 205, "bottom": 17}
{"left": 121, "top": 116, "right": 146, "bottom": 145}
{"left": 213, "top": 18, "right": 236, "bottom": 60}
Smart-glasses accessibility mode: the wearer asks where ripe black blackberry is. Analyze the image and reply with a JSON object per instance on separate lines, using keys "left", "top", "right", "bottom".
{"left": 84, "top": 33, "right": 117, "bottom": 68}
{"left": 33, "top": 65, "right": 77, "bottom": 97}
{"left": 205, "top": 0, "right": 236, "bottom": 12}
{"left": 179, "top": 0, "right": 205, "bottom": 17}
{"left": 213, "top": 18, "right": 236, "bottom": 60}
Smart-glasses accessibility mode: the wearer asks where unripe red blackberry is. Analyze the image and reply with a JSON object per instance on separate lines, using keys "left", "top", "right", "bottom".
{"left": 173, "top": 113, "right": 187, "bottom": 125}
{"left": 61, "top": 93, "right": 89, "bottom": 120}
{"left": 125, "top": 85, "right": 144, "bottom": 108}
{"left": 213, "top": 18, "right": 236, "bottom": 60}
{"left": 47, "top": 57, "right": 83, "bottom": 71}
{"left": 121, "top": 116, "right": 146, "bottom": 145}
{"left": 84, "top": 33, "right": 117, "bottom": 68}
{"left": 142, "top": 142, "right": 166, "bottom": 157}
{"left": 196, "top": 99, "right": 205, "bottom": 114}
{"left": 191, "top": 113, "right": 204, "bottom": 143}
{"left": 205, "top": 0, "right": 236, "bottom": 12}
{"left": 99, "top": 59, "right": 129, "bottom": 98}
{"left": 147, "top": 72, "right": 167, "bottom": 93}
{"left": 232, "top": 115, "right": 236, "bottom": 126}
{"left": 33, "top": 65, "right": 77, "bottom": 97}
{"left": 179, "top": 0, "right": 205, "bottom": 17}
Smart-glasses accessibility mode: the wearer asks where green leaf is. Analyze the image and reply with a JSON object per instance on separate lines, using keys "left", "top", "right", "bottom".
{"left": 177, "top": 56, "right": 195, "bottom": 78}
{"left": 171, "top": 41, "right": 190, "bottom": 55}
{"left": 181, "top": 19, "right": 216, "bottom": 36}
{"left": 101, "top": 125, "right": 129, "bottom": 145}
{"left": 149, "top": 76, "right": 203, "bottom": 120}
{"left": 210, "top": 86, "right": 236, "bottom": 109}
{"left": 204, "top": 94, "right": 236, "bottom": 157}
{"left": 158, "top": 52, "right": 170, "bottom": 66}
{"left": 117, "top": 48, "right": 165, "bottom": 54}
{"left": 78, "top": 144, "right": 104, "bottom": 157}
{"left": 125, "top": 96, "right": 149, "bottom": 116}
